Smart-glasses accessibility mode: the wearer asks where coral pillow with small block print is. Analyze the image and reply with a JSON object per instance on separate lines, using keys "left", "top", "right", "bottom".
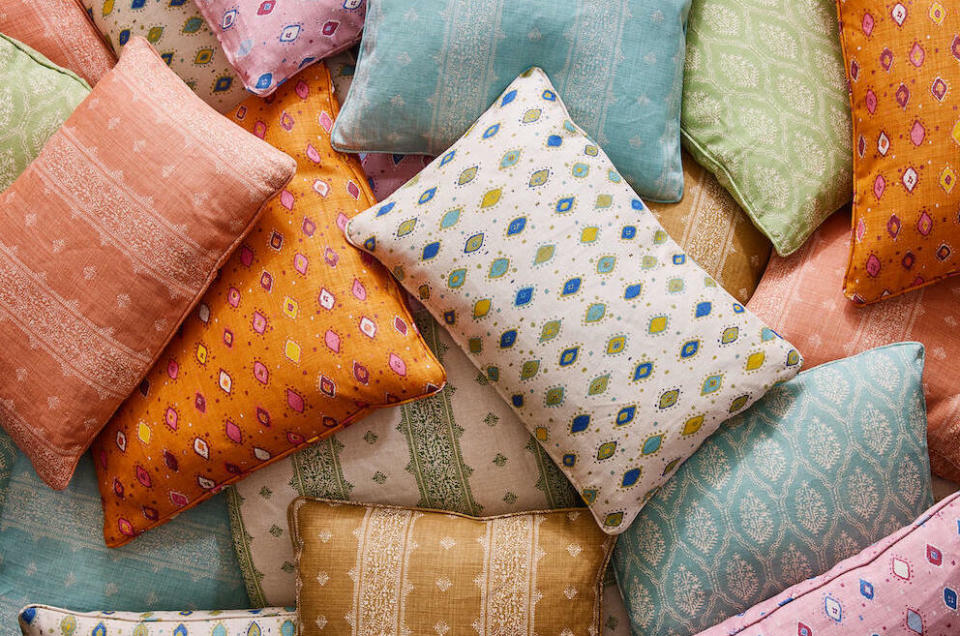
{"left": 93, "top": 62, "right": 445, "bottom": 548}
{"left": 345, "top": 67, "right": 802, "bottom": 534}
{"left": 837, "top": 0, "right": 960, "bottom": 302}
{"left": 193, "top": 0, "right": 365, "bottom": 96}
{"left": 696, "top": 491, "right": 960, "bottom": 636}
{"left": 0, "top": 36, "right": 295, "bottom": 491}
{"left": 332, "top": 0, "right": 692, "bottom": 203}
{"left": 0, "top": 0, "right": 115, "bottom": 86}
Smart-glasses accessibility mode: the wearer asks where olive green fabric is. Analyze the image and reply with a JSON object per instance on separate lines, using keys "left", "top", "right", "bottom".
{"left": 0, "top": 34, "right": 89, "bottom": 190}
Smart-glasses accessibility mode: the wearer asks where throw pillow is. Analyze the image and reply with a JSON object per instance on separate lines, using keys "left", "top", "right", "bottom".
{"left": 19, "top": 606, "right": 293, "bottom": 635}
{"left": 0, "top": 36, "right": 295, "bottom": 490}
{"left": 228, "top": 308, "right": 578, "bottom": 606}
{"left": 331, "top": 0, "right": 692, "bottom": 203}
{"left": 79, "top": 0, "right": 246, "bottom": 112}
{"left": 93, "top": 63, "right": 444, "bottom": 547}
{"left": 0, "top": 443, "right": 248, "bottom": 628}
{"left": 747, "top": 210, "right": 960, "bottom": 483}
{"left": 291, "top": 498, "right": 613, "bottom": 635}
{"left": 647, "top": 152, "right": 773, "bottom": 304}
{"left": 0, "top": 34, "right": 90, "bottom": 190}
{"left": 345, "top": 67, "right": 802, "bottom": 533}
{"left": 194, "top": 0, "right": 364, "bottom": 96}
{"left": 696, "top": 492, "right": 960, "bottom": 635}
{"left": 682, "top": 0, "right": 851, "bottom": 256}
{"left": 0, "top": 0, "right": 115, "bottom": 86}
{"left": 837, "top": 0, "right": 960, "bottom": 302}
{"left": 613, "top": 343, "right": 934, "bottom": 635}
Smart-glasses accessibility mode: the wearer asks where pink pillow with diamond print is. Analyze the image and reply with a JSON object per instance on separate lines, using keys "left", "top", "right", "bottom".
{"left": 696, "top": 492, "right": 960, "bottom": 636}
{"left": 194, "top": 0, "right": 364, "bottom": 96}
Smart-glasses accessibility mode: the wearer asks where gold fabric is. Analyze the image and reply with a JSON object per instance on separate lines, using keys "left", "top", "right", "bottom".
{"left": 291, "top": 499, "right": 614, "bottom": 635}
{"left": 648, "top": 152, "right": 772, "bottom": 304}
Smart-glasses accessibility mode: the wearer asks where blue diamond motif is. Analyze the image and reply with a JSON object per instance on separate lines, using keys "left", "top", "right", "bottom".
{"left": 860, "top": 579, "right": 874, "bottom": 599}
{"left": 702, "top": 374, "right": 723, "bottom": 394}
{"left": 483, "top": 124, "right": 500, "bottom": 138}
{"left": 562, "top": 453, "right": 576, "bottom": 467}
{"left": 421, "top": 242, "right": 440, "bottom": 260}
{"left": 559, "top": 347, "right": 579, "bottom": 367}
{"left": 621, "top": 468, "right": 641, "bottom": 487}
{"left": 624, "top": 283, "right": 642, "bottom": 299}
{"left": 585, "top": 303, "right": 605, "bottom": 322}
{"left": 515, "top": 287, "right": 534, "bottom": 306}
{"left": 255, "top": 73, "right": 273, "bottom": 90}
{"left": 418, "top": 187, "right": 437, "bottom": 204}
{"left": 501, "top": 90, "right": 517, "bottom": 106}
{"left": 562, "top": 278, "right": 582, "bottom": 296}
{"left": 570, "top": 415, "right": 590, "bottom": 433}
{"left": 376, "top": 202, "right": 395, "bottom": 217}
{"left": 633, "top": 362, "right": 653, "bottom": 381}
{"left": 500, "top": 329, "right": 518, "bottom": 348}
{"left": 695, "top": 301, "right": 712, "bottom": 317}
{"left": 511, "top": 394, "right": 524, "bottom": 407}
{"left": 945, "top": 587, "right": 958, "bottom": 610}
{"left": 621, "top": 226, "right": 637, "bottom": 239}
{"left": 440, "top": 150, "right": 456, "bottom": 166}
{"left": 673, "top": 254, "right": 686, "bottom": 265}
{"left": 556, "top": 198, "right": 574, "bottom": 213}
{"left": 680, "top": 340, "right": 700, "bottom": 358}
{"left": 507, "top": 217, "right": 527, "bottom": 235}
{"left": 547, "top": 135, "right": 563, "bottom": 147}
{"left": 616, "top": 406, "right": 635, "bottom": 426}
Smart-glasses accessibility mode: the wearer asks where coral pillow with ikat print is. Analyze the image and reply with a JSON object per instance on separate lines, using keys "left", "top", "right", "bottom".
{"left": 93, "top": 64, "right": 444, "bottom": 547}
{"left": 346, "top": 67, "right": 802, "bottom": 533}
{"left": 838, "top": 0, "right": 960, "bottom": 302}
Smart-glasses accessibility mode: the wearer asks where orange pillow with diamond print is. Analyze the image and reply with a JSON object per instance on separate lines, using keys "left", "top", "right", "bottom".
{"left": 837, "top": 0, "right": 960, "bottom": 303}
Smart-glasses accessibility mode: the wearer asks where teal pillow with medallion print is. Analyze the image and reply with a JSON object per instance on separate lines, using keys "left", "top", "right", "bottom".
{"left": 332, "top": 0, "right": 691, "bottom": 203}
{"left": 613, "top": 343, "right": 934, "bottom": 636}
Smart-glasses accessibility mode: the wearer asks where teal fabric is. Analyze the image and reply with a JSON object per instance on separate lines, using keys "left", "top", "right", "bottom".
{"left": 613, "top": 343, "right": 934, "bottom": 636}
{"left": 332, "top": 0, "right": 690, "bottom": 203}
{"left": 0, "top": 440, "right": 248, "bottom": 624}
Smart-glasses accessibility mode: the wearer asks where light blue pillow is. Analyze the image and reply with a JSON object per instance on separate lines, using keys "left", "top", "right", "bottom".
{"left": 332, "top": 0, "right": 690, "bottom": 203}
{"left": 612, "top": 343, "right": 934, "bottom": 635}
{"left": 0, "top": 441, "right": 248, "bottom": 624}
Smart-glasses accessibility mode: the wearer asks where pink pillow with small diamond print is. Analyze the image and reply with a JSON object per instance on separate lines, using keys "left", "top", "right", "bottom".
{"left": 696, "top": 492, "right": 960, "bottom": 636}
{"left": 194, "top": 0, "right": 364, "bottom": 96}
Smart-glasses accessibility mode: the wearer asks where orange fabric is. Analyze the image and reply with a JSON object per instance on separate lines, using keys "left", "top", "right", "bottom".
{"left": 838, "top": 0, "right": 960, "bottom": 303}
{"left": 0, "top": 0, "right": 115, "bottom": 86}
{"left": 0, "top": 37, "right": 295, "bottom": 490}
{"left": 93, "top": 64, "right": 446, "bottom": 547}
{"left": 748, "top": 210, "right": 960, "bottom": 483}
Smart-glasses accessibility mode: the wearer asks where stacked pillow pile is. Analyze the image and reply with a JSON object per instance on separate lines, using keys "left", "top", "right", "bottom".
{"left": 0, "top": 1, "right": 958, "bottom": 634}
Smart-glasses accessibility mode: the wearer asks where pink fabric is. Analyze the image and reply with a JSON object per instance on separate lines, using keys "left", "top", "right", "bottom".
{"left": 360, "top": 153, "right": 431, "bottom": 201}
{"left": 194, "top": 0, "right": 364, "bottom": 96}
{"left": 696, "top": 493, "right": 960, "bottom": 635}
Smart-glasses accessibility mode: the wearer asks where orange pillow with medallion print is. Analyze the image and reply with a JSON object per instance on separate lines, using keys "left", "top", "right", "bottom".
{"left": 93, "top": 63, "right": 446, "bottom": 547}
{"left": 838, "top": 0, "right": 960, "bottom": 303}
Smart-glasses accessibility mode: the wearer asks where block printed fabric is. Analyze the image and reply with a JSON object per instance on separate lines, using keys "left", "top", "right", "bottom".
{"left": 0, "top": 0, "right": 115, "bottom": 86}
{"left": 292, "top": 499, "right": 614, "bottom": 636}
{"left": 94, "top": 63, "right": 444, "bottom": 547}
{"left": 696, "top": 492, "right": 960, "bottom": 636}
{"left": 332, "top": 0, "right": 692, "bottom": 202}
{"left": 194, "top": 0, "right": 364, "bottom": 96}
{"left": 838, "top": 0, "right": 960, "bottom": 302}
{"left": 18, "top": 606, "right": 294, "bottom": 636}
{"left": 0, "top": 34, "right": 90, "bottom": 190}
{"left": 0, "top": 436, "right": 248, "bottom": 629}
{"left": 613, "top": 343, "right": 934, "bottom": 635}
{"left": 346, "top": 67, "right": 802, "bottom": 533}
{"left": 228, "top": 309, "right": 579, "bottom": 606}
{"left": 748, "top": 210, "right": 960, "bottom": 483}
{"left": 0, "top": 37, "right": 295, "bottom": 490}
{"left": 682, "top": 0, "right": 851, "bottom": 256}
{"left": 80, "top": 0, "right": 247, "bottom": 112}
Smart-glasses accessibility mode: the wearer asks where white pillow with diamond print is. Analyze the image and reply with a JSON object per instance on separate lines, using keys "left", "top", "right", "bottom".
{"left": 345, "top": 67, "right": 803, "bottom": 533}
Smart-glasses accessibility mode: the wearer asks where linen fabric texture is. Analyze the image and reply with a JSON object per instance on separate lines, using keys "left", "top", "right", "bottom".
{"left": 228, "top": 308, "right": 579, "bottom": 606}
{"left": 194, "top": 0, "right": 364, "bottom": 96}
{"left": 0, "top": 36, "right": 295, "bottom": 490}
{"left": 696, "top": 492, "right": 960, "bottom": 636}
{"left": 291, "top": 498, "right": 614, "bottom": 636}
{"left": 682, "top": 0, "right": 852, "bottom": 256}
{"left": 0, "top": 0, "right": 115, "bottom": 86}
{"left": 613, "top": 343, "right": 934, "bottom": 636}
{"left": 79, "top": 0, "right": 246, "bottom": 113}
{"left": 346, "top": 67, "right": 802, "bottom": 534}
{"left": 647, "top": 152, "right": 772, "bottom": 304}
{"left": 837, "top": 0, "right": 960, "bottom": 302}
{"left": 0, "top": 434, "right": 248, "bottom": 629}
{"left": 94, "top": 64, "right": 445, "bottom": 547}
{"left": 0, "top": 34, "right": 90, "bottom": 190}
{"left": 748, "top": 211, "right": 960, "bottom": 483}
{"left": 18, "top": 607, "right": 294, "bottom": 636}
{"left": 332, "top": 0, "right": 691, "bottom": 203}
